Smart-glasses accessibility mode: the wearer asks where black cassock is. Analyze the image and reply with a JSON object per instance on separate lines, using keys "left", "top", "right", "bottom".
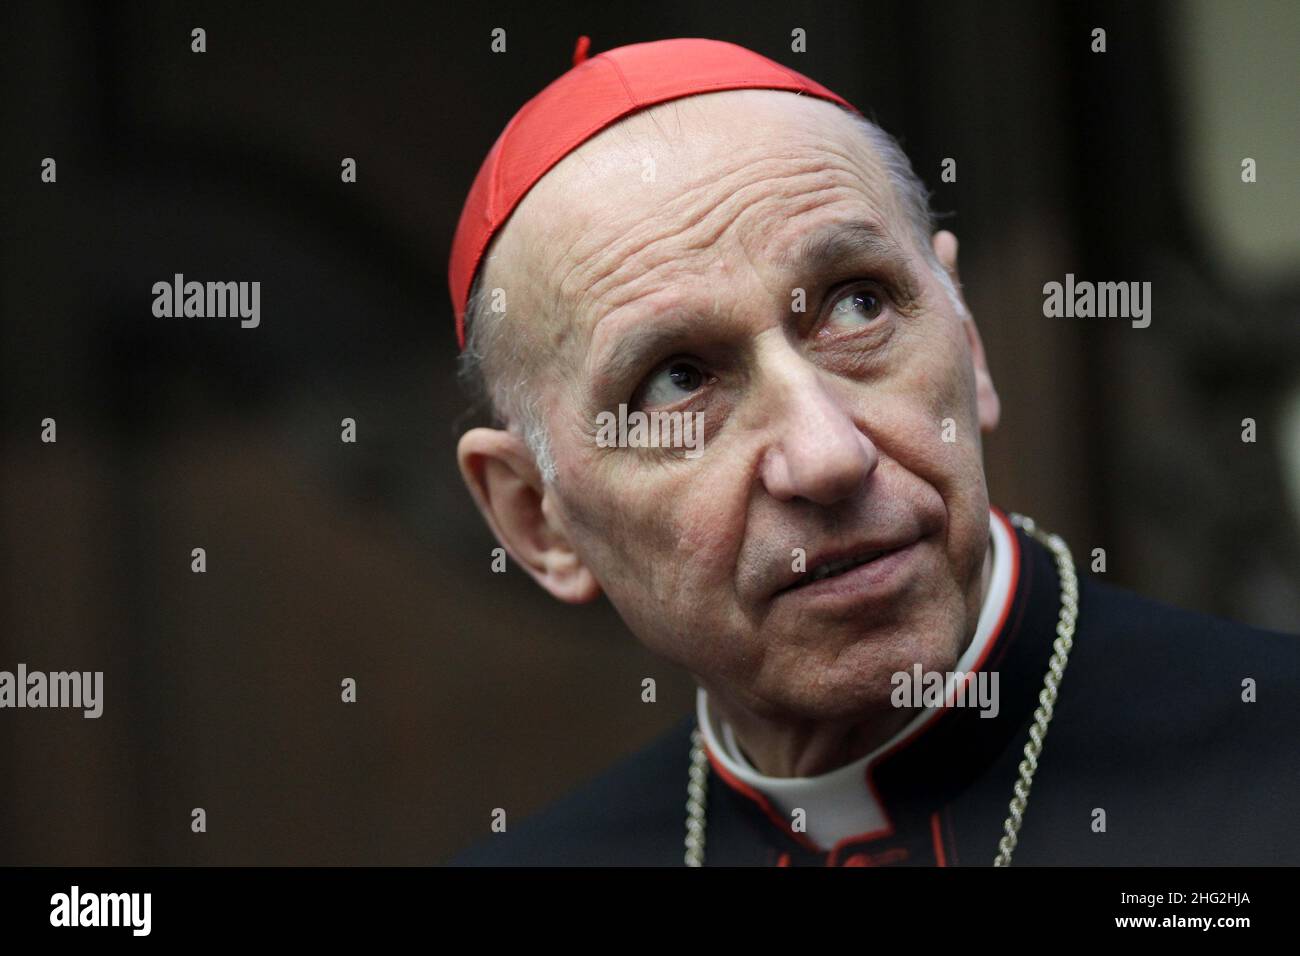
{"left": 452, "top": 520, "right": 1300, "bottom": 866}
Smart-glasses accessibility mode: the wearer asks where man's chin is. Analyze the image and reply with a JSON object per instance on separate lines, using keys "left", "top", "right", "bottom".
{"left": 755, "top": 630, "right": 969, "bottom": 721}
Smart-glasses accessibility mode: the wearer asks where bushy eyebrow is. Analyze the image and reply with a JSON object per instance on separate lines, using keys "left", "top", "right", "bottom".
{"left": 585, "top": 220, "right": 919, "bottom": 398}
{"left": 586, "top": 312, "right": 700, "bottom": 402}
{"left": 785, "top": 220, "right": 918, "bottom": 288}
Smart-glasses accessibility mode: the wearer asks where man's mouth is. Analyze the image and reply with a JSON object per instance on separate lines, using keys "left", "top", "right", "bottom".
{"left": 781, "top": 545, "right": 905, "bottom": 593}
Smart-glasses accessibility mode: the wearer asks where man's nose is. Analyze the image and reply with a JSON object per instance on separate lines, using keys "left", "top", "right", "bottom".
{"left": 757, "top": 359, "right": 878, "bottom": 506}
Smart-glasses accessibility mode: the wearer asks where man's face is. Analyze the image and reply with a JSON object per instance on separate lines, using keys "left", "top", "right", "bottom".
{"left": 477, "top": 89, "right": 998, "bottom": 726}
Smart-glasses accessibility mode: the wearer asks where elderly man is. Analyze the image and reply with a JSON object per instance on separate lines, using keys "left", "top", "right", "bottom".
{"left": 447, "top": 38, "right": 1299, "bottom": 866}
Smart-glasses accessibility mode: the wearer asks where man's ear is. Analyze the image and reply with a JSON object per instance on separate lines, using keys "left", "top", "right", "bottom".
{"left": 933, "top": 230, "right": 1000, "bottom": 434}
{"left": 456, "top": 427, "right": 602, "bottom": 604}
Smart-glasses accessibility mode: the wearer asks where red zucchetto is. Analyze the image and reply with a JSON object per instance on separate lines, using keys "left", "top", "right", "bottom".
{"left": 447, "top": 36, "right": 860, "bottom": 349}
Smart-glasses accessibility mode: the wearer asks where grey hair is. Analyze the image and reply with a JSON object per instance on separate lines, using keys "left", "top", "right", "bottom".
{"left": 456, "top": 110, "right": 959, "bottom": 485}
{"left": 852, "top": 115, "right": 965, "bottom": 315}
{"left": 457, "top": 271, "right": 559, "bottom": 483}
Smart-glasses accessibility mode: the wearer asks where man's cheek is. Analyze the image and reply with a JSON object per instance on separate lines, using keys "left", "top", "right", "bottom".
{"left": 621, "top": 490, "right": 744, "bottom": 638}
{"left": 624, "top": 476, "right": 732, "bottom": 574}
{"left": 883, "top": 340, "right": 982, "bottom": 462}
{"left": 567, "top": 478, "right": 687, "bottom": 585}
{"left": 670, "top": 512, "right": 739, "bottom": 600}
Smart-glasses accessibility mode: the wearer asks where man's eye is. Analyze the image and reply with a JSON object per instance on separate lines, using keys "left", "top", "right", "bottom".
{"left": 826, "top": 282, "right": 887, "bottom": 329}
{"left": 639, "top": 359, "right": 707, "bottom": 407}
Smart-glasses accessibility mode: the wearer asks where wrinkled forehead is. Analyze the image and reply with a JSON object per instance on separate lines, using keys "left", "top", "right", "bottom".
{"left": 483, "top": 88, "right": 909, "bottom": 366}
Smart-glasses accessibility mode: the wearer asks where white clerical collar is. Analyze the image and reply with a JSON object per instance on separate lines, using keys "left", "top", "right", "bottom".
{"left": 696, "top": 507, "right": 1018, "bottom": 850}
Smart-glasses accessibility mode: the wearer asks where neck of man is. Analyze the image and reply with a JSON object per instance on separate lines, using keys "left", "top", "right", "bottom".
{"left": 706, "top": 535, "right": 996, "bottom": 779}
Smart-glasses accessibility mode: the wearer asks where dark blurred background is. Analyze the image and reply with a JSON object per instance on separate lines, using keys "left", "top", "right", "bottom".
{"left": 2, "top": 0, "right": 1297, "bottom": 864}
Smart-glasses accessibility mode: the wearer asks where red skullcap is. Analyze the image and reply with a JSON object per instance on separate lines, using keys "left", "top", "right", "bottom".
{"left": 447, "top": 36, "right": 861, "bottom": 349}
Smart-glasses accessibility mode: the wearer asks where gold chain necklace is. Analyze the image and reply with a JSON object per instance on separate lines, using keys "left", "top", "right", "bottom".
{"left": 684, "top": 513, "right": 1078, "bottom": 867}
